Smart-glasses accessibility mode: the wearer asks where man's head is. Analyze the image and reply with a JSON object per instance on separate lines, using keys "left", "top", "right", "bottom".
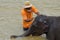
{"left": 24, "top": 1, "right": 32, "bottom": 12}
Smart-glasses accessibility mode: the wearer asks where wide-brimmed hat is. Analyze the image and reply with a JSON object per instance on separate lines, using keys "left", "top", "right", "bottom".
{"left": 24, "top": 1, "right": 32, "bottom": 8}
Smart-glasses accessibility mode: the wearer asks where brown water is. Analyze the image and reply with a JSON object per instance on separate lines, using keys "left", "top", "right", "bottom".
{"left": 0, "top": 0, "right": 60, "bottom": 40}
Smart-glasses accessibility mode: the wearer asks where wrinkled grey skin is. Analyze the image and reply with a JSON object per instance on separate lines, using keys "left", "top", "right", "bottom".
{"left": 47, "top": 16, "right": 60, "bottom": 40}
{"left": 11, "top": 15, "right": 60, "bottom": 40}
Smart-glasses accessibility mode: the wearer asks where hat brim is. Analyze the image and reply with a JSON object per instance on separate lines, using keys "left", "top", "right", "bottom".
{"left": 24, "top": 4, "right": 32, "bottom": 8}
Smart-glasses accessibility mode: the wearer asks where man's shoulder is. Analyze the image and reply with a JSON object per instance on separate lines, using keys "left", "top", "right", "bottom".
{"left": 21, "top": 9, "right": 25, "bottom": 12}
{"left": 21, "top": 9, "right": 26, "bottom": 14}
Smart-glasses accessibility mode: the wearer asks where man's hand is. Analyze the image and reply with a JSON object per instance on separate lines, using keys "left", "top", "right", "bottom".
{"left": 36, "top": 12, "right": 40, "bottom": 16}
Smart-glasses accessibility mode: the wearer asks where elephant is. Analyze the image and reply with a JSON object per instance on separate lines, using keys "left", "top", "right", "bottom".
{"left": 10, "top": 15, "right": 60, "bottom": 40}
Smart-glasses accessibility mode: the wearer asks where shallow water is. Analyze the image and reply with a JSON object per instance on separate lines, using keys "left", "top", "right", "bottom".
{"left": 0, "top": 0, "right": 60, "bottom": 40}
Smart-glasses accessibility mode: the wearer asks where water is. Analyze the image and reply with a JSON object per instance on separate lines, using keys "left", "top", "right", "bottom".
{"left": 0, "top": 0, "right": 60, "bottom": 40}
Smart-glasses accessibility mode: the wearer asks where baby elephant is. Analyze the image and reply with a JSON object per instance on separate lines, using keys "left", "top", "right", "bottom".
{"left": 10, "top": 15, "right": 48, "bottom": 39}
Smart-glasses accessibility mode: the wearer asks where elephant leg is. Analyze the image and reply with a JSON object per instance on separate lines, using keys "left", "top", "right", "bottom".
{"left": 48, "top": 29, "right": 56, "bottom": 40}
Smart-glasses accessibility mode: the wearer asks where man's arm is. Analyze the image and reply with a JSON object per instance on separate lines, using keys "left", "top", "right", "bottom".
{"left": 32, "top": 5, "right": 40, "bottom": 16}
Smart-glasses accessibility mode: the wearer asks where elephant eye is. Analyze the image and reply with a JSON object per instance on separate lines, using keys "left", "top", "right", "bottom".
{"left": 43, "top": 21, "right": 47, "bottom": 24}
{"left": 44, "top": 21, "right": 47, "bottom": 23}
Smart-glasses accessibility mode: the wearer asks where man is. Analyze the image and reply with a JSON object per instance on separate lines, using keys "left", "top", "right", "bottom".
{"left": 21, "top": 1, "right": 40, "bottom": 31}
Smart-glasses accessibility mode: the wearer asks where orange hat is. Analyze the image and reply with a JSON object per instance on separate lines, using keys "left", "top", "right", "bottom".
{"left": 24, "top": 1, "right": 32, "bottom": 8}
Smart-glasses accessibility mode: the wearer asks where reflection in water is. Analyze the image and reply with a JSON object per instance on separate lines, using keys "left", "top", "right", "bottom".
{"left": 16, "top": 36, "right": 46, "bottom": 40}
